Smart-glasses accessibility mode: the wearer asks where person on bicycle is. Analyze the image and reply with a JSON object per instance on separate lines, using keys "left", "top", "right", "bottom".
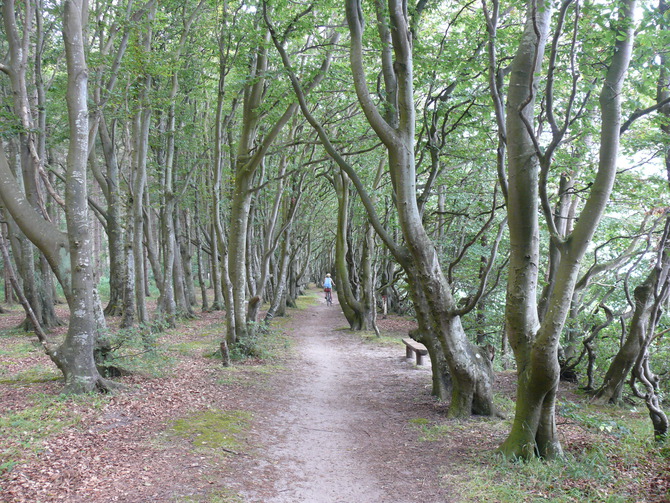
{"left": 323, "top": 273, "right": 334, "bottom": 303}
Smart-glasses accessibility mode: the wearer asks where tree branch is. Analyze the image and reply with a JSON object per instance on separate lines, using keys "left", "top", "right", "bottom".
{"left": 620, "top": 97, "right": 670, "bottom": 135}
{"left": 264, "top": 6, "right": 403, "bottom": 259}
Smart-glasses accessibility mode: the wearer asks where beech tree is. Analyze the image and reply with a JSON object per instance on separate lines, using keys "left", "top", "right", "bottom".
{"left": 223, "top": 9, "right": 339, "bottom": 359}
{"left": 496, "top": 0, "right": 637, "bottom": 458}
{"left": 1, "top": 0, "right": 61, "bottom": 330}
{"left": 0, "top": 0, "right": 116, "bottom": 393}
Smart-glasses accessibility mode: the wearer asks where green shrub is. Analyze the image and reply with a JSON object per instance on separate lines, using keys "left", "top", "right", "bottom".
{"left": 98, "top": 326, "right": 175, "bottom": 377}
{"left": 229, "top": 322, "right": 290, "bottom": 361}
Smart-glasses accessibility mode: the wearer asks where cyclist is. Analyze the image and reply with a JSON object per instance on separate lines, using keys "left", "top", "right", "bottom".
{"left": 323, "top": 273, "right": 334, "bottom": 305}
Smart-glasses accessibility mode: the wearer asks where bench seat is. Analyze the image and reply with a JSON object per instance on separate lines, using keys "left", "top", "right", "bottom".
{"left": 402, "top": 337, "right": 428, "bottom": 365}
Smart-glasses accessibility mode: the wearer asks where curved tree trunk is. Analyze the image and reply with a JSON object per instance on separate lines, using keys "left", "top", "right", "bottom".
{"left": 592, "top": 274, "right": 655, "bottom": 404}
{"left": 499, "top": 0, "right": 635, "bottom": 459}
{"left": 343, "top": 0, "right": 496, "bottom": 417}
{"left": 334, "top": 172, "right": 373, "bottom": 330}
{"left": 1, "top": 0, "right": 61, "bottom": 331}
{"left": 0, "top": 0, "right": 116, "bottom": 393}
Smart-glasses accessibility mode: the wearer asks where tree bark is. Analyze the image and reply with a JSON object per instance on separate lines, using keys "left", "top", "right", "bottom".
{"left": 1, "top": 0, "right": 61, "bottom": 330}
{"left": 130, "top": 3, "right": 155, "bottom": 325}
{"left": 333, "top": 171, "right": 373, "bottom": 330}
{"left": 592, "top": 276, "right": 654, "bottom": 404}
{"left": 343, "top": 0, "right": 497, "bottom": 417}
{"left": 98, "top": 117, "right": 126, "bottom": 316}
{"left": 499, "top": 0, "right": 636, "bottom": 459}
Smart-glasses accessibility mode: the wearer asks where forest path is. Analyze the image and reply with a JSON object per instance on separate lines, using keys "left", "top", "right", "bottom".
{"left": 220, "top": 293, "right": 454, "bottom": 502}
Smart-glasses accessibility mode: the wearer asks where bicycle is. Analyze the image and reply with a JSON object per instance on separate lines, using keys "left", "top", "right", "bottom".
{"left": 325, "top": 289, "right": 333, "bottom": 306}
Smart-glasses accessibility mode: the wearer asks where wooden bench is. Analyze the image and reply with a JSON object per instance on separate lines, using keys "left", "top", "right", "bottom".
{"left": 402, "top": 338, "right": 428, "bottom": 365}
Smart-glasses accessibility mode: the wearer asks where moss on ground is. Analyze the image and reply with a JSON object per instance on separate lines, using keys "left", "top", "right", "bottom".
{"left": 0, "top": 393, "right": 107, "bottom": 475}
{"left": 176, "top": 488, "right": 244, "bottom": 503}
{"left": 169, "top": 409, "right": 251, "bottom": 453}
{"left": 0, "top": 367, "right": 61, "bottom": 385}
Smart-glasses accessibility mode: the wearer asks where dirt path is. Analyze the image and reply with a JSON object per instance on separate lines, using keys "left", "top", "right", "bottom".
{"left": 1, "top": 296, "right": 457, "bottom": 502}
{"left": 3, "top": 294, "right": 669, "bottom": 502}
{"left": 221, "top": 294, "right": 453, "bottom": 502}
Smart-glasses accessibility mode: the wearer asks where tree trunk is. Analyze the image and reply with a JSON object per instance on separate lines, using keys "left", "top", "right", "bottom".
{"left": 131, "top": 111, "right": 150, "bottom": 325}
{"left": 98, "top": 117, "right": 126, "bottom": 316}
{"left": 410, "top": 328, "right": 451, "bottom": 400}
{"left": 592, "top": 274, "right": 655, "bottom": 404}
{"left": 60, "top": 0, "right": 103, "bottom": 392}
{"left": 499, "top": 0, "right": 635, "bottom": 458}
{"left": 1, "top": 0, "right": 61, "bottom": 330}
{"left": 173, "top": 231, "right": 193, "bottom": 318}
{"left": 130, "top": 3, "right": 155, "bottom": 325}
{"left": 181, "top": 211, "right": 197, "bottom": 308}
{"left": 193, "top": 208, "right": 209, "bottom": 311}
{"left": 343, "top": 0, "right": 496, "bottom": 417}
{"left": 121, "top": 222, "right": 136, "bottom": 329}
{"left": 333, "top": 171, "right": 373, "bottom": 330}
{"left": 210, "top": 222, "right": 224, "bottom": 310}
{"left": 265, "top": 230, "right": 292, "bottom": 321}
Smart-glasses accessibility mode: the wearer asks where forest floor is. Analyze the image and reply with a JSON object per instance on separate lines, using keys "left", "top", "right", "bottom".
{"left": 1, "top": 289, "right": 669, "bottom": 502}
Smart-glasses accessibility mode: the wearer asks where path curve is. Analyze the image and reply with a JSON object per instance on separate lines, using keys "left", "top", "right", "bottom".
{"left": 221, "top": 293, "right": 454, "bottom": 502}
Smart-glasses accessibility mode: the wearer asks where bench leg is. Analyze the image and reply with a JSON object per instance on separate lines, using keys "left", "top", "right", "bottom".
{"left": 416, "top": 352, "right": 424, "bottom": 365}
{"left": 406, "top": 346, "right": 413, "bottom": 359}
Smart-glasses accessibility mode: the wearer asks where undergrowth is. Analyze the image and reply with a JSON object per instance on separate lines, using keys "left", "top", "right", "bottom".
{"left": 99, "top": 326, "right": 176, "bottom": 377}
{"left": 226, "top": 321, "right": 292, "bottom": 362}
{"left": 410, "top": 398, "right": 667, "bottom": 502}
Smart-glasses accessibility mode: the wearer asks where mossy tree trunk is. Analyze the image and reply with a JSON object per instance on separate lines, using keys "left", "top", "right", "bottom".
{"left": 333, "top": 171, "right": 375, "bottom": 330}
{"left": 498, "top": 0, "right": 636, "bottom": 459}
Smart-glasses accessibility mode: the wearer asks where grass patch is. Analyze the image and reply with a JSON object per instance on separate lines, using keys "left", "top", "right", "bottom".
{"left": 292, "top": 291, "right": 321, "bottom": 310}
{"left": 214, "top": 364, "right": 285, "bottom": 387}
{"left": 227, "top": 323, "right": 292, "bottom": 362}
{"left": 169, "top": 409, "right": 251, "bottom": 453}
{"left": 103, "top": 347, "right": 176, "bottom": 378}
{"left": 558, "top": 400, "right": 639, "bottom": 439}
{"left": 409, "top": 418, "right": 463, "bottom": 442}
{"left": 450, "top": 449, "right": 636, "bottom": 503}
{"left": 0, "top": 340, "right": 42, "bottom": 358}
{"left": 0, "top": 393, "right": 107, "bottom": 474}
{"left": 170, "top": 339, "right": 213, "bottom": 356}
{"left": 176, "top": 488, "right": 244, "bottom": 503}
{"left": 0, "top": 327, "right": 27, "bottom": 339}
{"left": 99, "top": 327, "right": 177, "bottom": 378}
{"left": 358, "top": 331, "right": 402, "bottom": 346}
{"left": 437, "top": 400, "right": 665, "bottom": 502}
{"left": 493, "top": 393, "right": 516, "bottom": 417}
{"left": 0, "top": 366, "right": 61, "bottom": 385}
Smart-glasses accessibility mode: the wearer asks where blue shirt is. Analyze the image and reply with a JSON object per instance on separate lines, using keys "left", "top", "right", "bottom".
{"left": 324, "top": 277, "right": 333, "bottom": 288}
